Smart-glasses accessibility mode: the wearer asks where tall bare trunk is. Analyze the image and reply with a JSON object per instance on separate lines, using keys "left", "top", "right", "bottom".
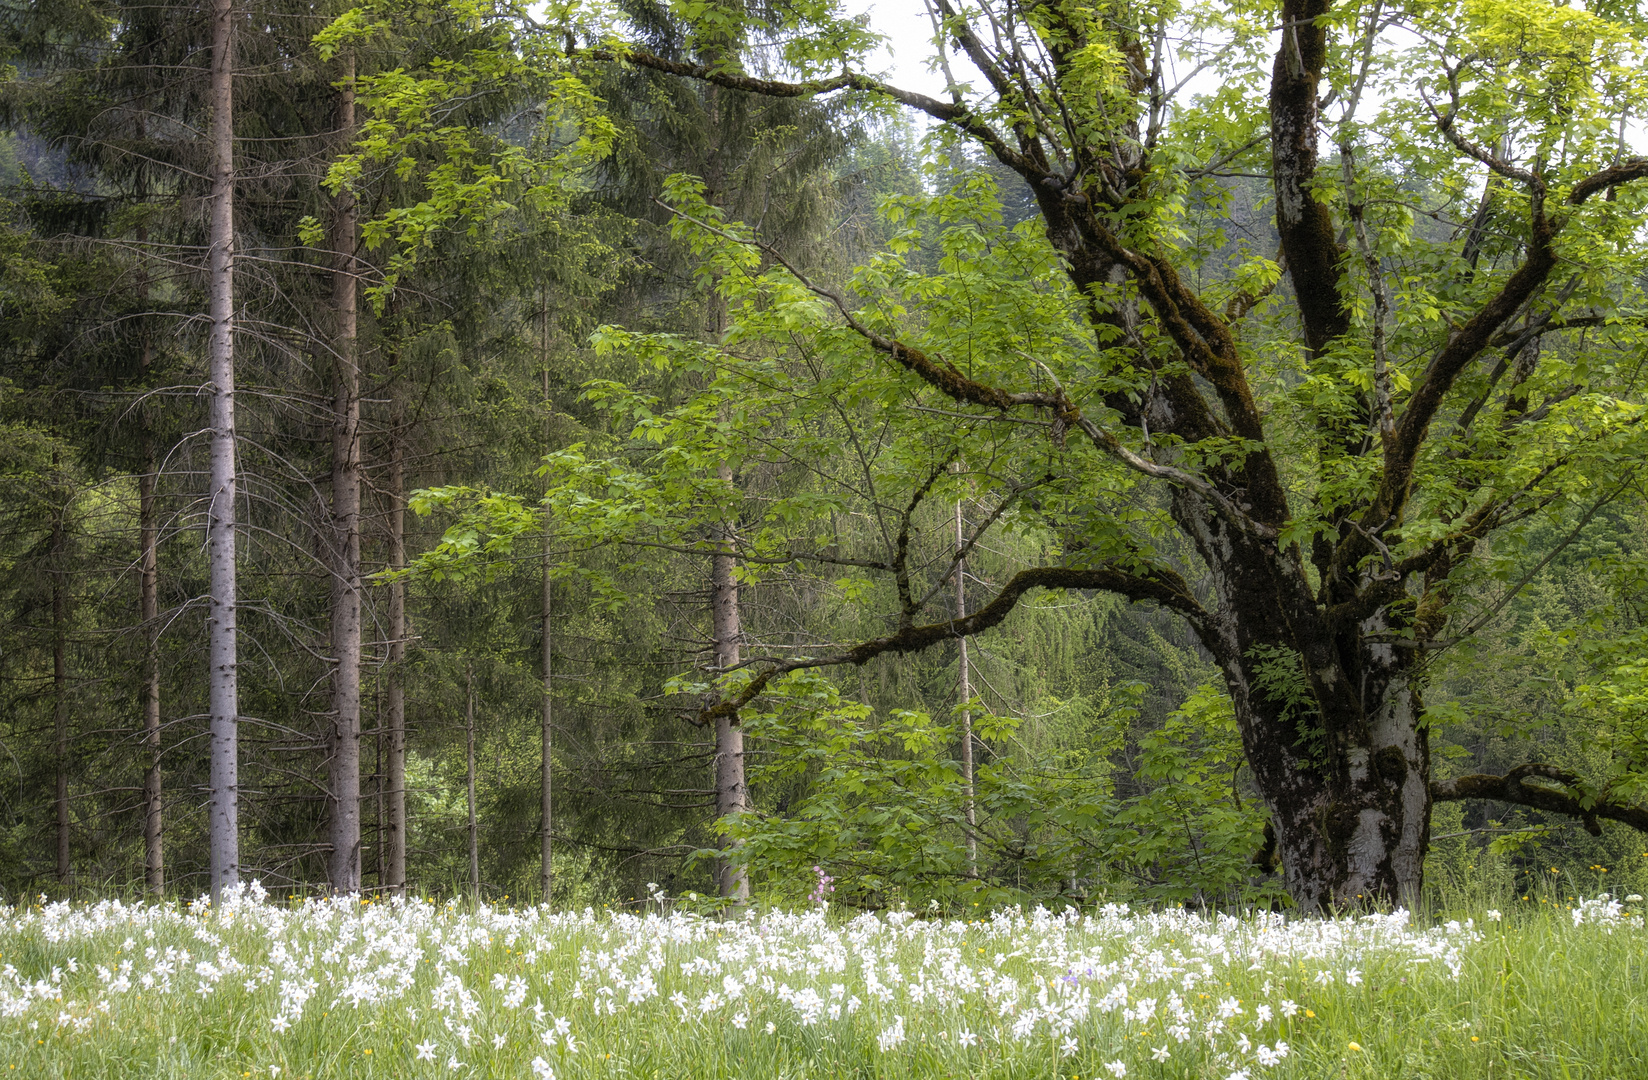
{"left": 465, "top": 661, "right": 478, "bottom": 899}
{"left": 140, "top": 439, "right": 163, "bottom": 895}
{"left": 955, "top": 499, "right": 976, "bottom": 875}
{"left": 204, "top": 0, "right": 240, "bottom": 901}
{"left": 138, "top": 203, "right": 164, "bottom": 896}
{"left": 384, "top": 422, "right": 406, "bottom": 894}
{"left": 325, "top": 54, "right": 362, "bottom": 895}
{"left": 50, "top": 484, "right": 69, "bottom": 884}
{"left": 540, "top": 294, "right": 554, "bottom": 905}
{"left": 711, "top": 466, "right": 748, "bottom": 900}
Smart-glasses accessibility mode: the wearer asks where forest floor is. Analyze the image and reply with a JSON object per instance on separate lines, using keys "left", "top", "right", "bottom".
{"left": 0, "top": 883, "right": 1643, "bottom": 1079}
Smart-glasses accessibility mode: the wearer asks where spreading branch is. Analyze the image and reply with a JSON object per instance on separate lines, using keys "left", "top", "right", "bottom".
{"left": 660, "top": 202, "right": 1282, "bottom": 541}
{"left": 696, "top": 562, "right": 1206, "bottom": 724}
{"left": 1432, "top": 764, "right": 1648, "bottom": 836}
{"left": 579, "top": 46, "right": 1035, "bottom": 175}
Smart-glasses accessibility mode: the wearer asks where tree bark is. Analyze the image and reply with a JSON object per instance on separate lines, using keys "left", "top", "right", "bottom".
{"left": 384, "top": 417, "right": 407, "bottom": 894}
{"left": 326, "top": 54, "right": 363, "bottom": 895}
{"left": 465, "top": 660, "right": 479, "bottom": 900}
{"left": 205, "top": 0, "right": 239, "bottom": 900}
{"left": 1167, "top": 483, "right": 1432, "bottom": 911}
{"left": 711, "top": 465, "right": 749, "bottom": 901}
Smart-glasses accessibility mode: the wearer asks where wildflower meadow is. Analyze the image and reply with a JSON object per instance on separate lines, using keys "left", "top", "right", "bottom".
{"left": 1, "top": 883, "right": 1643, "bottom": 1079}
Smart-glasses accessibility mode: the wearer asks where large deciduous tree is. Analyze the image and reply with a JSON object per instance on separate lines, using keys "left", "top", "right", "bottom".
{"left": 587, "top": 0, "right": 1648, "bottom": 909}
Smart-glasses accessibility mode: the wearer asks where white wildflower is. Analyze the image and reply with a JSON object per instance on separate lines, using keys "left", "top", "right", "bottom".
{"left": 876, "top": 1015, "right": 906, "bottom": 1052}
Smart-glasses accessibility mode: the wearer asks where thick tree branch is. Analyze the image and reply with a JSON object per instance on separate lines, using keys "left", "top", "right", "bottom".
{"left": 663, "top": 203, "right": 1282, "bottom": 540}
{"left": 1269, "top": 0, "right": 1349, "bottom": 357}
{"left": 1450, "top": 278, "right": 1579, "bottom": 446}
{"left": 1073, "top": 231, "right": 1293, "bottom": 527}
{"left": 1432, "top": 764, "right": 1648, "bottom": 836}
{"left": 696, "top": 562, "right": 1206, "bottom": 724}
{"left": 1354, "top": 204, "right": 1558, "bottom": 557}
{"left": 581, "top": 46, "right": 1037, "bottom": 175}
{"left": 1567, "top": 158, "right": 1648, "bottom": 205}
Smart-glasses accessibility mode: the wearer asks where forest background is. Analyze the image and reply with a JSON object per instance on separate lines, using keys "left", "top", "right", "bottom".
{"left": 2, "top": 0, "right": 1648, "bottom": 915}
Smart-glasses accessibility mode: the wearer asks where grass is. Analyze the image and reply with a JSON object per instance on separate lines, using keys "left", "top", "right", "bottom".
{"left": 0, "top": 883, "right": 1643, "bottom": 1079}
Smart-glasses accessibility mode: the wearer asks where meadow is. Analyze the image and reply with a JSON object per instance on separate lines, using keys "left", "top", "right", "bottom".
{"left": 0, "top": 883, "right": 1643, "bottom": 1079}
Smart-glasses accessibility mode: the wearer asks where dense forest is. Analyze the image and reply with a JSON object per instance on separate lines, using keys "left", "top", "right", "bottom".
{"left": 2, "top": 0, "right": 1647, "bottom": 914}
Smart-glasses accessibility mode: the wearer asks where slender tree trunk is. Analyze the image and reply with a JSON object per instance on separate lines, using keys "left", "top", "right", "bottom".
{"left": 374, "top": 682, "right": 383, "bottom": 889}
{"left": 465, "top": 661, "right": 478, "bottom": 900}
{"left": 140, "top": 439, "right": 163, "bottom": 895}
{"left": 955, "top": 499, "right": 976, "bottom": 875}
{"left": 540, "top": 292, "right": 554, "bottom": 905}
{"left": 50, "top": 484, "right": 69, "bottom": 884}
{"left": 385, "top": 422, "right": 407, "bottom": 893}
{"left": 711, "top": 467, "right": 748, "bottom": 901}
{"left": 204, "top": 0, "right": 240, "bottom": 901}
{"left": 137, "top": 200, "right": 164, "bottom": 896}
{"left": 326, "top": 54, "right": 362, "bottom": 894}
